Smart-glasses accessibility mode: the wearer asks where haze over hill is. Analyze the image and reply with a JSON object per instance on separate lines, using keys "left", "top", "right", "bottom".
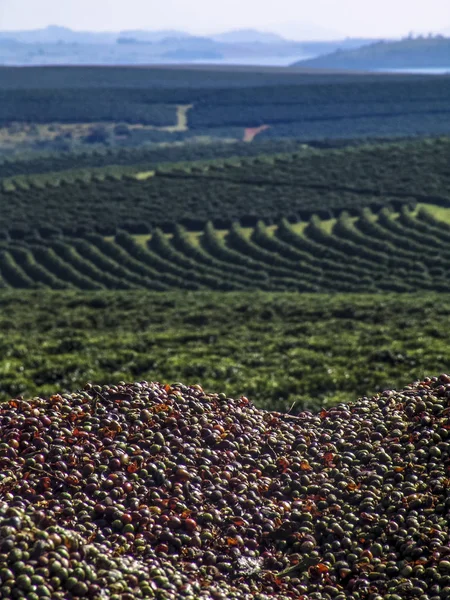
{"left": 0, "top": 25, "right": 118, "bottom": 44}
{"left": 0, "top": 25, "right": 381, "bottom": 66}
{"left": 0, "top": 26, "right": 195, "bottom": 45}
{"left": 293, "top": 35, "right": 450, "bottom": 70}
{"left": 211, "top": 29, "right": 287, "bottom": 44}
{"left": 1, "top": 20, "right": 450, "bottom": 68}
{"left": 0, "top": 24, "right": 362, "bottom": 45}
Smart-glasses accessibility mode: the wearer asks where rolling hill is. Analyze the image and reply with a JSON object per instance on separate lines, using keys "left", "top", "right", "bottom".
{"left": 293, "top": 36, "right": 450, "bottom": 70}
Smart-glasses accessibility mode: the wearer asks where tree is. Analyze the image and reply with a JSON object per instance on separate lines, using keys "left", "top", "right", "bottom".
{"left": 84, "top": 125, "right": 110, "bottom": 145}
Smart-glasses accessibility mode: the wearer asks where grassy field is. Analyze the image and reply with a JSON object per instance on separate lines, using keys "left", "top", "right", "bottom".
{"left": 417, "top": 202, "right": 450, "bottom": 223}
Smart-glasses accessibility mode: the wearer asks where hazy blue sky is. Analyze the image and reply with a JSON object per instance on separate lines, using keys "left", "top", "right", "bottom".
{"left": 0, "top": 0, "right": 449, "bottom": 39}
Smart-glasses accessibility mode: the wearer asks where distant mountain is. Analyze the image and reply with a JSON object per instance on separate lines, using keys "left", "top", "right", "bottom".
{"left": 296, "top": 38, "right": 380, "bottom": 57}
{"left": 292, "top": 36, "right": 450, "bottom": 70}
{"left": 0, "top": 25, "right": 381, "bottom": 67}
{"left": 212, "top": 29, "right": 287, "bottom": 44}
{"left": 0, "top": 25, "right": 376, "bottom": 48}
{"left": 118, "top": 30, "right": 192, "bottom": 43}
{"left": 0, "top": 37, "right": 20, "bottom": 45}
{"left": 1, "top": 25, "right": 117, "bottom": 44}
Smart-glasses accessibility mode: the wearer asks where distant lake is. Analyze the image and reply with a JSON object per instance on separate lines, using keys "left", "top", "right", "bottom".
{"left": 374, "top": 67, "right": 450, "bottom": 75}
{"left": 166, "top": 58, "right": 450, "bottom": 73}
{"left": 185, "top": 56, "right": 312, "bottom": 67}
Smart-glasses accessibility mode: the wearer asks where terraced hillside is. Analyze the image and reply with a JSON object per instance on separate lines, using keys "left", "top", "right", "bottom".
{"left": 1, "top": 206, "right": 450, "bottom": 292}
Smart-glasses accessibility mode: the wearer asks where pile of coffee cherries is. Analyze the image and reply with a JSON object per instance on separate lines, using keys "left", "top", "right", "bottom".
{"left": 1, "top": 376, "right": 450, "bottom": 599}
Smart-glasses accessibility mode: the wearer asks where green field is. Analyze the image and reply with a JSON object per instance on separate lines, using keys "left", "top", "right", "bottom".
{"left": 0, "top": 70, "right": 450, "bottom": 411}
{"left": 1, "top": 291, "right": 449, "bottom": 411}
{"left": 1, "top": 65, "right": 449, "bottom": 156}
